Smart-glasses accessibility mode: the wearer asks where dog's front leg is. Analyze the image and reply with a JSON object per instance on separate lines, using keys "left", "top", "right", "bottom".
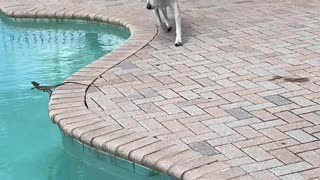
{"left": 172, "top": 2, "right": 182, "bottom": 46}
{"left": 154, "top": 9, "right": 167, "bottom": 32}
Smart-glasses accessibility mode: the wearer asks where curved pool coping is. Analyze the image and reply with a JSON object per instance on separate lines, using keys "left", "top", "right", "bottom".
{"left": 0, "top": 2, "right": 228, "bottom": 180}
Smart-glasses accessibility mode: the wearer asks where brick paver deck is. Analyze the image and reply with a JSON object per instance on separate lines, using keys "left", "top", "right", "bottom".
{"left": 2, "top": 0, "right": 320, "bottom": 179}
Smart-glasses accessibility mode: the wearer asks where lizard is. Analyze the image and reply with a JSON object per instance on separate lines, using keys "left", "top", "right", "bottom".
{"left": 269, "top": 75, "right": 310, "bottom": 83}
{"left": 31, "top": 81, "right": 87, "bottom": 96}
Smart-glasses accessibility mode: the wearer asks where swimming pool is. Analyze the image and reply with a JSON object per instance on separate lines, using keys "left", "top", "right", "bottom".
{"left": 0, "top": 13, "right": 169, "bottom": 180}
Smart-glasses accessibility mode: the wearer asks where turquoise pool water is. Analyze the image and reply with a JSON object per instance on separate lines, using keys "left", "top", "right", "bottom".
{"left": 0, "top": 13, "right": 169, "bottom": 180}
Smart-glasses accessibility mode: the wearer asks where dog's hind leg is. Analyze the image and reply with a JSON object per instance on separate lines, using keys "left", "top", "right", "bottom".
{"left": 160, "top": 7, "right": 172, "bottom": 32}
{"left": 154, "top": 9, "right": 167, "bottom": 32}
{"left": 171, "top": 2, "right": 182, "bottom": 46}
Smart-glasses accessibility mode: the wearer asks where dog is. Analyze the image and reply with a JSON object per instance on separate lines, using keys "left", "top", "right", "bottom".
{"left": 146, "top": 0, "right": 182, "bottom": 46}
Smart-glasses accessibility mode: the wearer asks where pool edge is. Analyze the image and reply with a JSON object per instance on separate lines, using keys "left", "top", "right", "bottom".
{"left": 0, "top": 3, "right": 184, "bottom": 180}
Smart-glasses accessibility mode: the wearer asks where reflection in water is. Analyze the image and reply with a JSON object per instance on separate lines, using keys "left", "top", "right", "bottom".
{"left": 0, "top": 13, "right": 130, "bottom": 180}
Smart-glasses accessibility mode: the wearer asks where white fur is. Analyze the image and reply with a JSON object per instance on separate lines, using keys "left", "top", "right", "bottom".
{"left": 146, "top": 0, "right": 182, "bottom": 46}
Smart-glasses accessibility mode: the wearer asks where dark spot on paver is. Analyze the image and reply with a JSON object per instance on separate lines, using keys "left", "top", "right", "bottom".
{"left": 281, "top": 142, "right": 287, "bottom": 145}
{"left": 226, "top": 108, "right": 252, "bottom": 120}
{"left": 189, "top": 141, "right": 220, "bottom": 156}
{"left": 234, "top": 0, "right": 254, "bottom": 4}
{"left": 155, "top": 64, "right": 160, "bottom": 66}
{"left": 269, "top": 76, "right": 310, "bottom": 83}
{"left": 153, "top": 136, "right": 158, "bottom": 139}
{"left": 265, "top": 95, "right": 291, "bottom": 106}
{"left": 208, "top": 97, "right": 212, "bottom": 100}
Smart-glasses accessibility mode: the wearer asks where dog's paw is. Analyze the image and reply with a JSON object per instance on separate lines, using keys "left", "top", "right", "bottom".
{"left": 166, "top": 26, "right": 172, "bottom": 32}
{"left": 174, "top": 41, "right": 182, "bottom": 46}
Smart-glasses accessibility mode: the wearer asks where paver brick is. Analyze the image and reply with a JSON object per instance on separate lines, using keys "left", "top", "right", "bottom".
{"left": 108, "top": 134, "right": 157, "bottom": 155}
{"left": 264, "top": 95, "right": 291, "bottom": 106}
{"left": 260, "top": 128, "right": 289, "bottom": 141}
{"left": 298, "top": 151, "right": 320, "bottom": 167}
{"left": 182, "top": 161, "right": 231, "bottom": 180}
{"left": 208, "top": 124, "right": 236, "bottom": 136}
{"left": 204, "top": 107, "right": 229, "bottom": 118}
{"left": 280, "top": 173, "right": 305, "bottom": 180}
{"left": 199, "top": 167, "right": 246, "bottom": 180}
{"left": 156, "top": 149, "right": 201, "bottom": 173}
{"left": 184, "top": 122, "right": 212, "bottom": 134}
{"left": 226, "top": 156, "right": 255, "bottom": 167}
{"left": 207, "top": 134, "right": 246, "bottom": 147}
{"left": 179, "top": 114, "right": 212, "bottom": 124}
{"left": 242, "top": 146, "right": 274, "bottom": 161}
{"left": 234, "top": 126, "right": 262, "bottom": 139}
{"left": 234, "top": 136, "right": 272, "bottom": 149}
{"left": 129, "top": 141, "right": 176, "bottom": 164}
{"left": 250, "top": 170, "right": 281, "bottom": 180}
{"left": 156, "top": 112, "right": 190, "bottom": 122}
{"left": 142, "top": 143, "right": 189, "bottom": 167}
{"left": 292, "top": 105, "right": 320, "bottom": 115}
{"left": 160, "top": 104, "right": 183, "bottom": 114}
{"left": 243, "top": 94, "right": 268, "bottom": 104}
{"left": 314, "top": 132, "right": 320, "bottom": 139}
{"left": 221, "top": 101, "right": 253, "bottom": 110}
{"left": 301, "top": 113, "right": 320, "bottom": 125}
{"left": 168, "top": 156, "right": 221, "bottom": 179}
{"left": 290, "top": 96, "right": 316, "bottom": 107}
{"left": 300, "top": 167, "right": 320, "bottom": 179}
{"left": 202, "top": 116, "right": 238, "bottom": 126}
{"left": 138, "top": 103, "right": 161, "bottom": 113}
{"left": 139, "top": 119, "right": 164, "bottom": 130}
{"left": 270, "top": 148, "right": 302, "bottom": 165}
{"left": 276, "top": 111, "right": 305, "bottom": 123}
{"left": 226, "top": 108, "right": 253, "bottom": 120}
{"left": 181, "top": 105, "right": 206, "bottom": 116}
{"left": 162, "top": 120, "right": 188, "bottom": 132}
{"left": 260, "top": 138, "right": 300, "bottom": 151}
{"left": 270, "top": 162, "right": 313, "bottom": 176}
{"left": 276, "top": 121, "right": 313, "bottom": 132}
{"left": 189, "top": 141, "right": 220, "bottom": 156}
{"left": 267, "top": 103, "right": 301, "bottom": 114}
{"left": 286, "top": 129, "right": 317, "bottom": 143}
{"left": 178, "top": 90, "right": 200, "bottom": 100}
{"left": 243, "top": 102, "right": 276, "bottom": 112}
{"left": 182, "top": 132, "right": 219, "bottom": 144}
{"left": 220, "top": 93, "right": 244, "bottom": 102}
{"left": 158, "top": 130, "right": 195, "bottom": 141}
{"left": 157, "top": 89, "right": 180, "bottom": 99}
{"left": 216, "top": 144, "right": 246, "bottom": 159}
{"left": 227, "top": 117, "right": 262, "bottom": 128}
{"left": 240, "top": 159, "right": 283, "bottom": 173}
{"left": 251, "top": 110, "right": 277, "bottom": 121}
